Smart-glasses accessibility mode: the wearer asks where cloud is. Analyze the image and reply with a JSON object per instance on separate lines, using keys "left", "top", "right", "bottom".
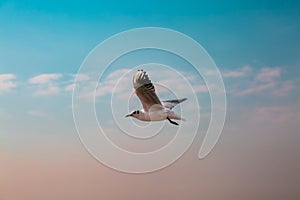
{"left": 255, "top": 67, "right": 281, "bottom": 82}
{"left": 236, "top": 81, "right": 277, "bottom": 96}
{"left": 157, "top": 77, "right": 208, "bottom": 95}
{"left": 230, "top": 66, "right": 294, "bottom": 97}
{"left": 106, "top": 69, "right": 131, "bottom": 81}
{"left": 270, "top": 80, "right": 294, "bottom": 96}
{"left": 95, "top": 69, "right": 132, "bottom": 98}
{"left": 72, "top": 73, "right": 90, "bottom": 82}
{"left": 68, "top": 69, "right": 132, "bottom": 101}
{"left": 65, "top": 83, "right": 76, "bottom": 91}
{"left": 95, "top": 69, "right": 209, "bottom": 99}
{"left": 28, "top": 73, "right": 62, "bottom": 84}
{"left": 223, "top": 66, "right": 252, "bottom": 78}
{"left": 0, "top": 74, "right": 17, "bottom": 93}
{"left": 148, "top": 69, "right": 209, "bottom": 95}
{"left": 34, "top": 85, "right": 60, "bottom": 96}
{"left": 71, "top": 68, "right": 209, "bottom": 102}
{"left": 28, "top": 73, "right": 62, "bottom": 96}
{"left": 64, "top": 74, "right": 91, "bottom": 93}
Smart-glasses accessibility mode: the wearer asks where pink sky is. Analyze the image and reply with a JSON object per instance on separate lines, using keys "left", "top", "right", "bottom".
{"left": 1, "top": 118, "right": 299, "bottom": 200}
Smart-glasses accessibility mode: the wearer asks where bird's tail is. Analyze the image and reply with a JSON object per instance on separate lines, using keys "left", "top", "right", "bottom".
{"left": 168, "top": 113, "right": 186, "bottom": 121}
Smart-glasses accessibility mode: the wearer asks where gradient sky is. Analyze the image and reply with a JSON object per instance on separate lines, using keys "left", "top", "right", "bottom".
{"left": 1, "top": 0, "right": 300, "bottom": 199}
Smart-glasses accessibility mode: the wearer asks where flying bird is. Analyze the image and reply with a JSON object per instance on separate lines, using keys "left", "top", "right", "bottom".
{"left": 125, "top": 69, "right": 187, "bottom": 125}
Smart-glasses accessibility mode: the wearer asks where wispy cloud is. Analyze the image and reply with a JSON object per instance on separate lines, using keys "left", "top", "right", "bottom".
{"left": 271, "top": 80, "right": 294, "bottom": 96}
{"left": 0, "top": 74, "right": 17, "bottom": 93}
{"left": 34, "top": 85, "right": 61, "bottom": 96}
{"left": 28, "top": 73, "right": 62, "bottom": 96}
{"left": 95, "top": 69, "right": 132, "bottom": 98}
{"left": 2, "top": 66, "right": 293, "bottom": 99}
{"left": 63, "top": 74, "right": 90, "bottom": 94}
{"left": 223, "top": 66, "right": 252, "bottom": 78}
{"left": 69, "top": 68, "right": 210, "bottom": 102}
{"left": 28, "top": 74, "right": 62, "bottom": 84}
{"left": 94, "top": 69, "right": 209, "bottom": 100}
{"left": 65, "top": 83, "right": 76, "bottom": 92}
{"left": 255, "top": 67, "right": 281, "bottom": 82}
{"left": 229, "top": 66, "right": 294, "bottom": 97}
{"left": 73, "top": 73, "right": 90, "bottom": 82}
{"left": 236, "top": 81, "right": 276, "bottom": 96}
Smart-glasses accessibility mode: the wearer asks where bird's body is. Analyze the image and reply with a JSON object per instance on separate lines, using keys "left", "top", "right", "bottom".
{"left": 126, "top": 69, "right": 187, "bottom": 125}
{"left": 131, "top": 108, "right": 182, "bottom": 122}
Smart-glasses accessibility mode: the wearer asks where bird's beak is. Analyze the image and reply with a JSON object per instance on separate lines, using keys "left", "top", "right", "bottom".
{"left": 125, "top": 114, "right": 132, "bottom": 118}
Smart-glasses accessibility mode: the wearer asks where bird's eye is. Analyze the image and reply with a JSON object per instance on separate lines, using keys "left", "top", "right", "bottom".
{"left": 137, "top": 110, "right": 139, "bottom": 114}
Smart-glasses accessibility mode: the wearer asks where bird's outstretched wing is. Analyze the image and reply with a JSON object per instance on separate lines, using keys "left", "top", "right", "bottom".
{"left": 133, "top": 70, "right": 162, "bottom": 112}
{"left": 161, "top": 98, "right": 187, "bottom": 110}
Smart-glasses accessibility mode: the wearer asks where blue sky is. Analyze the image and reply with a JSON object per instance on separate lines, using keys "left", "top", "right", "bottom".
{"left": 1, "top": 0, "right": 300, "bottom": 74}
{"left": 1, "top": 0, "right": 300, "bottom": 199}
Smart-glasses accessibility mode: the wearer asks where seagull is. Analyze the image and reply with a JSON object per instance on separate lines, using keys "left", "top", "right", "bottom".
{"left": 125, "top": 69, "right": 187, "bottom": 125}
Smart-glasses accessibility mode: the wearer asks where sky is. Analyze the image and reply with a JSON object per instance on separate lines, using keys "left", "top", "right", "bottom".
{"left": 1, "top": 0, "right": 300, "bottom": 199}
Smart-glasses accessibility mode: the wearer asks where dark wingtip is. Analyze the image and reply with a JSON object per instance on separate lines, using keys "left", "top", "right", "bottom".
{"left": 175, "top": 98, "right": 187, "bottom": 104}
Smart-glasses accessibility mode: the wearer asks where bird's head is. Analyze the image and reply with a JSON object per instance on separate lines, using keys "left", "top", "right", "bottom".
{"left": 125, "top": 110, "right": 141, "bottom": 118}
